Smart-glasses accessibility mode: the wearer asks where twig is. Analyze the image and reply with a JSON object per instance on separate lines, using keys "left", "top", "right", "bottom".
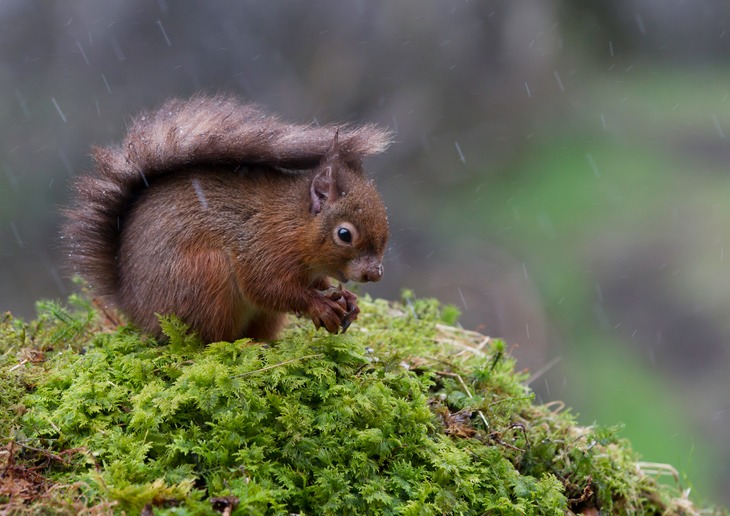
{"left": 9, "top": 359, "right": 28, "bottom": 373}
{"left": 637, "top": 461, "right": 680, "bottom": 483}
{"left": 232, "top": 353, "right": 324, "bottom": 378}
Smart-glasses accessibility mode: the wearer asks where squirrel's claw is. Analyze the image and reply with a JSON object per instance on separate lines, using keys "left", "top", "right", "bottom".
{"left": 340, "top": 304, "right": 360, "bottom": 333}
{"left": 335, "top": 285, "right": 360, "bottom": 333}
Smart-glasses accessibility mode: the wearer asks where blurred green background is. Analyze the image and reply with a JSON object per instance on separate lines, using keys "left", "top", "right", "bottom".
{"left": 0, "top": 0, "right": 728, "bottom": 506}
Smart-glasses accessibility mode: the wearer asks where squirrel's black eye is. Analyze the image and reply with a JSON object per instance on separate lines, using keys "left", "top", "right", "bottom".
{"left": 333, "top": 222, "right": 357, "bottom": 247}
{"left": 337, "top": 227, "right": 352, "bottom": 244}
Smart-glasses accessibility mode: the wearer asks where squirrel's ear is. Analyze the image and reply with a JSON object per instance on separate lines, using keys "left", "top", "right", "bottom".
{"left": 310, "top": 165, "right": 338, "bottom": 215}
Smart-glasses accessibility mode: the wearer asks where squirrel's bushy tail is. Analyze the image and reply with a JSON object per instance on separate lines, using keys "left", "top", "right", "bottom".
{"left": 62, "top": 95, "right": 391, "bottom": 300}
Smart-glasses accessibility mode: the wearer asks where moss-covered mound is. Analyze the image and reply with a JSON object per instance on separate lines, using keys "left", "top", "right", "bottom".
{"left": 0, "top": 293, "right": 708, "bottom": 514}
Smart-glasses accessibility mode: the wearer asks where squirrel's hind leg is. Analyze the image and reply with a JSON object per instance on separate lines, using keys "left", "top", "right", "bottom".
{"left": 243, "top": 311, "right": 287, "bottom": 342}
{"left": 160, "top": 247, "right": 248, "bottom": 343}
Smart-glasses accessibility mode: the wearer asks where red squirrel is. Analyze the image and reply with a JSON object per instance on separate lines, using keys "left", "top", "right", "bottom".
{"left": 62, "top": 95, "right": 391, "bottom": 343}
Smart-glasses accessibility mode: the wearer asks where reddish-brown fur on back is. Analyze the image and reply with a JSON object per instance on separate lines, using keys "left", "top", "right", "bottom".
{"left": 62, "top": 96, "right": 391, "bottom": 342}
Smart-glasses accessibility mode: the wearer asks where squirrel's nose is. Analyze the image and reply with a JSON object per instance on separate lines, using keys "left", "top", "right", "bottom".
{"left": 365, "top": 263, "right": 384, "bottom": 282}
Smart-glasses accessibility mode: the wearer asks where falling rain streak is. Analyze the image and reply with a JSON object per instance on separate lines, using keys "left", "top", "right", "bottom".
{"left": 586, "top": 152, "right": 600, "bottom": 177}
{"left": 156, "top": 19, "right": 172, "bottom": 46}
{"left": 102, "top": 74, "right": 112, "bottom": 94}
{"left": 51, "top": 97, "right": 67, "bottom": 123}
{"left": 711, "top": 115, "right": 725, "bottom": 138}
{"left": 76, "top": 40, "right": 90, "bottom": 65}
{"left": 457, "top": 287, "right": 468, "bottom": 311}
{"left": 191, "top": 178, "right": 209, "bottom": 209}
{"left": 553, "top": 70, "right": 565, "bottom": 92}
{"left": 138, "top": 169, "right": 150, "bottom": 187}
{"left": 454, "top": 141, "right": 466, "bottom": 164}
{"left": 10, "top": 222, "right": 23, "bottom": 248}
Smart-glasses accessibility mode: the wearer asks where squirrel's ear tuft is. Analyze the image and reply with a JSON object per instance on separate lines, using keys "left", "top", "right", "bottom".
{"left": 329, "top": 128, "right": 340, "bottom": 153}
{"left": 310, "top": 165, "right": 338, "bottom": 215}
{"left": 310, "top": 130, "right": 344, "bottom": 215}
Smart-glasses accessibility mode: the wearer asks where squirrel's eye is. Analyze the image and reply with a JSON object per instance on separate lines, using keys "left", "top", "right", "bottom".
{"left": 337, "top": 227, "right": 352, "bottom": 244}
{"left": 333, "top": 222, "right": 358, "bottom": 247}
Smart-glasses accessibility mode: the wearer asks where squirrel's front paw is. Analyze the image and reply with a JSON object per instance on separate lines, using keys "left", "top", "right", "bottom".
{"left": 339, "top": 288, "right": 360, "bottom": 332}
{"left": 308, "top": 291, "right": 347, "bottom": 334}
{"left": 321, "top": 284, "right": 360, "bottom": 332}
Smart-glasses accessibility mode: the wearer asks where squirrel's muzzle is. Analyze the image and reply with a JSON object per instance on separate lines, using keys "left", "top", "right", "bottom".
{"left": 364, "top": 263, "right": 384, "bottom": 282}
{"left": 346, "top": 257, "right": 384, "bottom": 283}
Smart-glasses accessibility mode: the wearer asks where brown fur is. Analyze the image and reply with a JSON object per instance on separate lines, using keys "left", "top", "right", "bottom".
{"left": 62, "top": 95, "right": 391, "bottom": 342}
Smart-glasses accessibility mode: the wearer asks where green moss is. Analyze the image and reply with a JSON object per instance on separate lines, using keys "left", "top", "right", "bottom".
{"left": 0, "top": 294, "right": 716, "bottom": 514}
